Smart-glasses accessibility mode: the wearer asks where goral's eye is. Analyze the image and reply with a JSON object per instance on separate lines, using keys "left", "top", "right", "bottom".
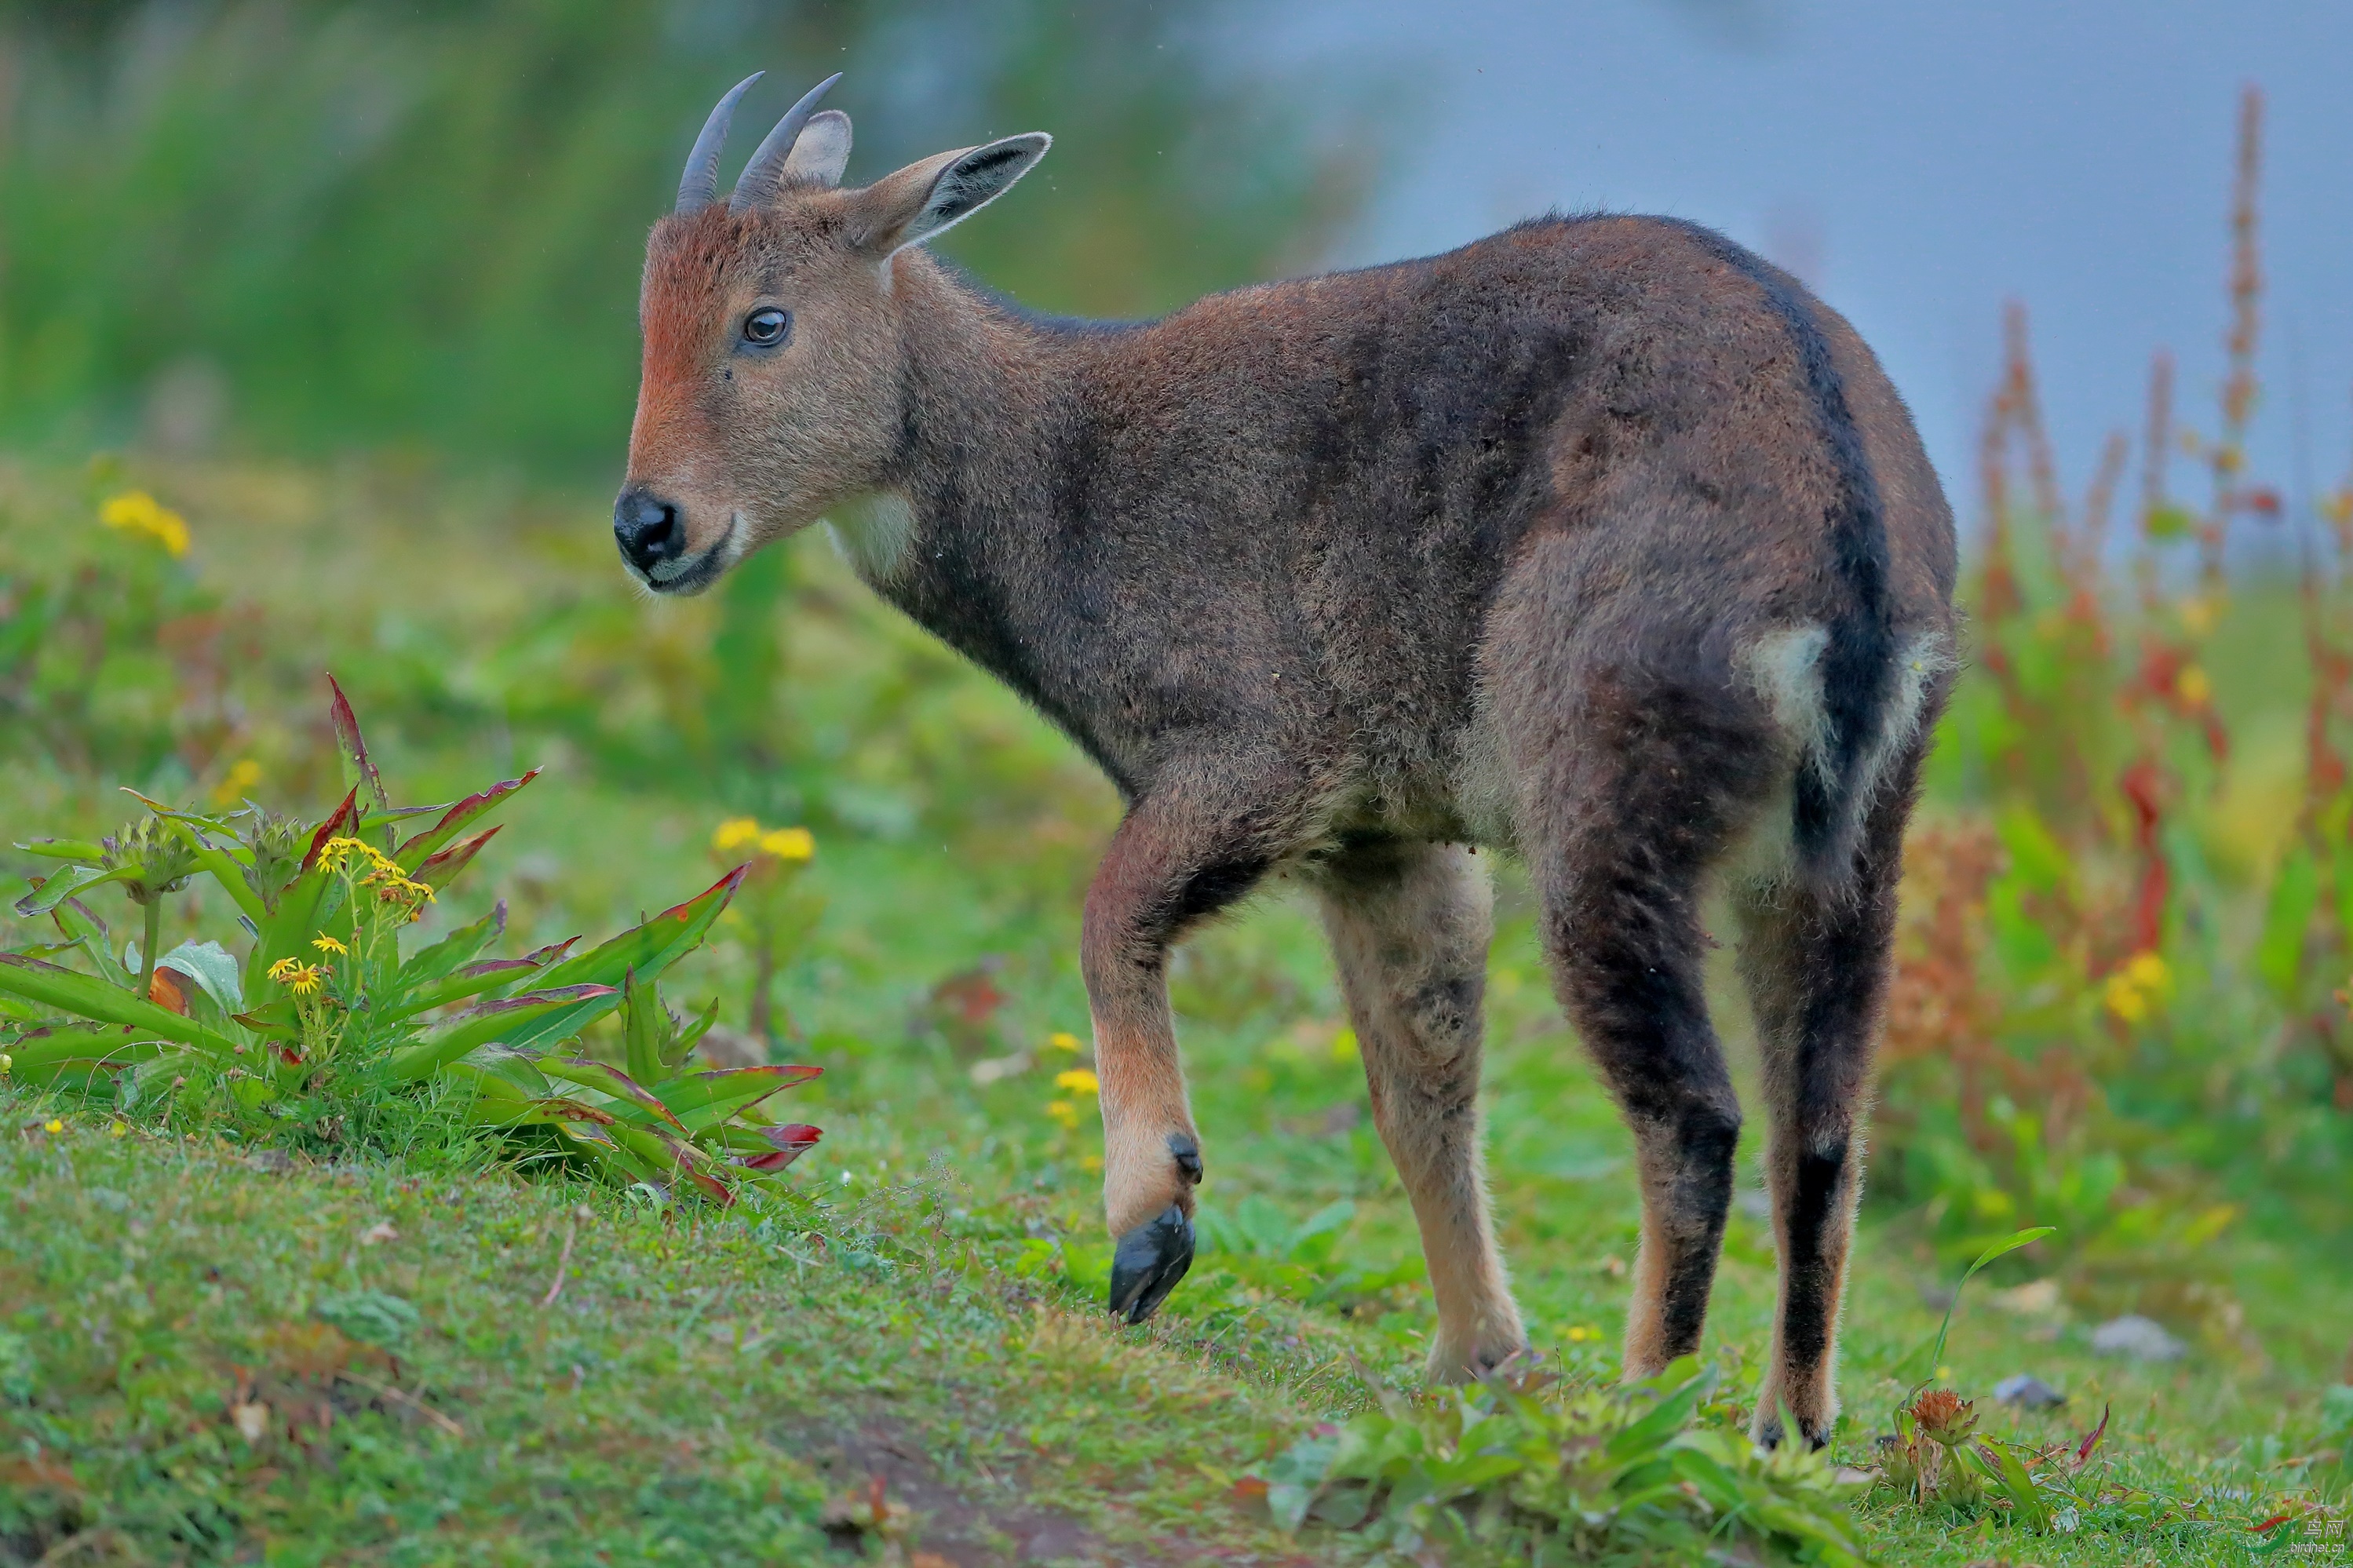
{"left": 742, "top": 307, "right": 791, "bottom": 347}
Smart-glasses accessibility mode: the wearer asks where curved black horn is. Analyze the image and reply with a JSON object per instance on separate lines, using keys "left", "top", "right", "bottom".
{"left": 728, "top": 72, "right": 843, "bottom": 211}
{"left": 677, "top": 72, "right": 763, "bottom": 214}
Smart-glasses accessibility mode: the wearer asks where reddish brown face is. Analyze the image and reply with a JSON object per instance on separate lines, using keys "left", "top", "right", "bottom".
{"left": 615, "top": 202, "right": 903, "bottom": 596}
{"left": 613, "top": 73, "right": 1048, "bottom": 594}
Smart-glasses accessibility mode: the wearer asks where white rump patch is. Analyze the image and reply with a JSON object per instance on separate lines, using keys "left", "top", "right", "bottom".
{"left": 1855, "top": 629, "right": 1956, "bottom": 812}
{"left": 1733, "top": 623, "right": 1954, "bottom": 877}
{"left": 1738, "top": 624, "right": 1835, "bottom": 786}
{"left": 823, "top": 492, "right": 917, "bottom": 583}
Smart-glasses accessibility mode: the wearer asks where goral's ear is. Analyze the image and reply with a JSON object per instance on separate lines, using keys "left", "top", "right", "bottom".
{"left": 782, "top": 109, "right": 852, "bottom": 188}
{"left": 848, "top": 133, "right": 1050, "bottom": 259}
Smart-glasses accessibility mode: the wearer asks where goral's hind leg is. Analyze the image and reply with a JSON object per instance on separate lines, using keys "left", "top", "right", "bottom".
{"left": 1315, "top": 839, "right": 1525, "bottom": 1381}
{"left": 1085, "top": 754, "right": 1304, "bottom": 1324}
{"left": 1500, "top": 613, "right": 1772, "bottom": 1381}
{"left": 1734, "top": 746, "right": 1921, "bottom": 1448}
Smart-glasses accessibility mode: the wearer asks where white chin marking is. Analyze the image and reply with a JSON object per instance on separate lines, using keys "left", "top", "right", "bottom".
{"left": 648, "top": 514, "right": 746, "bottom": 594}
{"left": 823, "top": 493, "right": 915, "bottom": 583}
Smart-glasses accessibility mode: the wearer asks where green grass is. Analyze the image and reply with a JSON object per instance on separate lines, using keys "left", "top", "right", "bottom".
{"left": 5, "top": 458, "right": 2351, "bottom": 1563}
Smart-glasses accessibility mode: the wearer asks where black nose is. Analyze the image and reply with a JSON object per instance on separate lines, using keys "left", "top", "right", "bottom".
{"left": 614, "top": 488, "right": 684, "bottom": 574}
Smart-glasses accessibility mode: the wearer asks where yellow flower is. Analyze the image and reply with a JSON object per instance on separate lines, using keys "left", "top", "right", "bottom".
{"left": 2103, "top": 972, "right": 2150, "bottom": 1023}
{"left": 312, "top": 935, "right": 348, "bottom": 957}
{"left": 1045, "top": 1099, "right": 1080, "bottom": 1130}
{"left": 1331, "top": 1027, "right": 1360, "bottom": 1063}
{"left": 711, "top": 817, "right": 762, "bottom": 854}
{"left": 2102, "top": 951, "right": 2169, "bottom": 1024}
{"left": 1080, "top": 1154, "right": 1104, "bottom": 1173}
{"left": 99, "top": 490, "right": 191, "bottom": 557}
{"left": 757, "top": 826, "right": 815, "bottom": 862}
{"left": 271, "top": 957, "right": 328, "bottom": 997}
{"left": 1053, "top": 1068, "right": 1100, "bottom": 1096}
{"left": 2179, "top": 596, "right": 2220, "bottom": 638}
{"left": 1565, "top": 1325, "right": 1599, "bottom": 1343}
{"left": 319, "top": 836, "right": 397, "bottom": 876}
{"left": 108, "top": 1121, "right": 127, "bottom": 1139}
{"left": 210, "top": 757, "right": 264, "bottom": 808}
{"left": 2175, "top": 664, "right": 2213, "bottom": 707}
{"left": 1046, "top": 1030, "right": 1082, "bottom": 1054}
{"left": 0, "top": 1052, "right": 11, "bottom": 1077}
{"left": 43, "top": 1119, "right": 64, "bottom": 1134}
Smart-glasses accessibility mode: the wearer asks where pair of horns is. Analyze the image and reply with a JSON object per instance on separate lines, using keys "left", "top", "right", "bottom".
{"left": 676, "top": 71, "right": 842, "bottom": 215}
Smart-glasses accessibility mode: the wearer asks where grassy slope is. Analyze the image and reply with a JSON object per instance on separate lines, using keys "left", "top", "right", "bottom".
{"left": 4, "top": 461, "right": 2349, "bottom": 1563}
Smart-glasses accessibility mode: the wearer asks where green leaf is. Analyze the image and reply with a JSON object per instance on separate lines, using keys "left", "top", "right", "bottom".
{"left": 1912, "top": 1227, "right": 2058, "bottom": 1395}
{"left": 0, "top": 954, "right": 238, "bottom": 1056}
{"left": 2144, "top": 501, "right": 2201, "bottom": 541}
{"left": 14, "top": 838, "right": 105, "bottom": 862}
{"left": 155, "top": 940, "right": 244, "bottom": 1013}
{"left": 651, "top": 1064, "right": 823, "bottom": 1134}
{"left": 538, "top": 1057, "right": 694, "bottom": 1136}
{"left": 47, "top": 899, "right": 129, "bottom": 989}
{"left": 384, "top": 957, "right": 546, "bottom": 1023}
{"left": 4, "top": 1023, "right": 159, "bottom": 1075}
{"left": 2256, "top": 844, "right": 2322, "bottom": 998}
{"left": 1605, "top": 1358, "right": 1711, "bottom": 1464}
{"left": 399, "top": 869, "right": 745, "bottom": 1068}
{"left": 14, "top": 865, "right": 131, "bottom": 919}
{"left": 389, "top": 985, "right": 620, "bottom": 1080}
{"left": 162, "top": 819, "right": 268, "bottom": 926}
{"left": 1979, "top": 1438, "right": 2052, "bottom": 1530}
{"left": 1995, "top": 804, "right": 2073, "bottom": 893}
{"left": 663, "top": 994, "right": 720, "bottom": 1068}
{"left": 623, "top": 969, "right": 663, "bottom": 1085}
{"left": 535, "top": 867, "right": 746, "bottom": 995}
{"left": 395, "top": 903, "right": 507, "bottom": 990}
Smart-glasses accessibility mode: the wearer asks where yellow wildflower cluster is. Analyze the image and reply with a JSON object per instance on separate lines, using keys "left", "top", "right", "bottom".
{"left": 2102, "top": 951, "right": 2171, "bottom": 1024}
{"left": 1045, "top": 1030, "right": 1082, "bottom": 1054}
{"left": 318, "top": 835, "right": 436, "bottom": 921}
{"left": 711, "top": 817, "right": 815, "bottom": 864}
{"left": 1045, "top": 1099, "right": 1080, "bottom": 1130}
{"left": 269, "top": 957, "right": 330, "bottom": 997}
{"left": 312, "top": 935, "right": 348, "bottom": 957}
{"left": 99, "top": 490, "right": 191, "bottom": 558}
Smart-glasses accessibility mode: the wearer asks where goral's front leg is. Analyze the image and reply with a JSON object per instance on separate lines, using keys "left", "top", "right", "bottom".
{"left": 1081, "top": 761, "right": 1296, "bottom": 1325}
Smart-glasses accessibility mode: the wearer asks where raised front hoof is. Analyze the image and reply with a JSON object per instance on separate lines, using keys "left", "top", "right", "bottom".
{"left": 1107, "top": 1203, "right": 1195, "bottom": 1324}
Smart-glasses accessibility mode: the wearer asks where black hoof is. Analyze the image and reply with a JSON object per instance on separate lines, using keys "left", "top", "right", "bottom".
{"left": 1108, "top": 1203, "right": 1195, "bottom": 1324}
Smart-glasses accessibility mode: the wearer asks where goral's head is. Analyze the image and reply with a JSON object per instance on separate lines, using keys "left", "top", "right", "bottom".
{"left": 615, "top": 71, "right": 1046, "bottom": 593}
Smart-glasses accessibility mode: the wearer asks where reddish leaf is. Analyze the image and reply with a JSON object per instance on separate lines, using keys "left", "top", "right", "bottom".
{"left": 738, "top": 1123, "right": 823, "bottom": 1170}
{"left": 417, "top": 826, "right": 501, "bottom": 891}
{"left": 454, "top": 957, "right": 542, "bottom": 982}
{"left": 395, "top": 770, "right": 541, "bottom": 870}
{"left": 450, "top": 984, "right": 619, "bottom": 1020}
{"left": 301, "top": 789, "right": 362, "bottom": 873}
{"left": 517, "top": 936, "right": 579, "bottom": 967}
{"left": 148, "top": 968, "right": 191, "bottom": 1016}
{"left": 2074, "top": 1402, "right": 2111, "bottom": 1468}
{"left": 2253, "top": 1512, "right": 2294, "bottom": 1533}
{"left": 327, "top": 673, "right": 390, "bottom": 816}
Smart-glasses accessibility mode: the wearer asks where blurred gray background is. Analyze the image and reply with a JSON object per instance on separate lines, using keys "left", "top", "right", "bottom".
{"left": 1268, "top": 0, "right": 2353, "bottom": 516}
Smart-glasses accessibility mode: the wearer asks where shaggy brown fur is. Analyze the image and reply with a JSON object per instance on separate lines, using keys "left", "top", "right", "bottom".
{"left": 616, "top": 84, "right": 1957, "bottom": 1445}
